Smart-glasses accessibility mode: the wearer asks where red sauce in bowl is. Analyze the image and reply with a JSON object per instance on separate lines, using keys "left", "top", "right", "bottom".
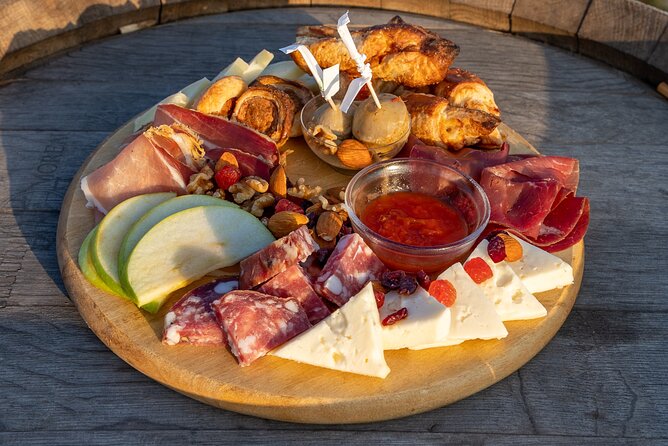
{"left": 360, "top": 191, "right": 469, "bottom": 247}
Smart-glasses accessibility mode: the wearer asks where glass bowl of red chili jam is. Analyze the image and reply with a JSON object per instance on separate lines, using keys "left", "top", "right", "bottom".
{"left": 344, "top": 158, "right": 490, "bottom": 273}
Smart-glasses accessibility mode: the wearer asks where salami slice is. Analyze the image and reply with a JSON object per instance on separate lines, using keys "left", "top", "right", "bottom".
{"left": 212, "top": 290, "right": 311, "bottom": 366}
{"left": 259, "top": 265, "right": 331, "bottom": 324}
{"left": 313, "top": 233, "right": 387, "bottom": 307}
{"left": 239, "top": 225, "right": 319, "bottom": 289}
{"left": 162, "top": 278, "right": 238, "bottom": 346}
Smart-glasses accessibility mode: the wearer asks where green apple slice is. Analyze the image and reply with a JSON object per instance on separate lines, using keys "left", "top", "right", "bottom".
{"left": 91, "top": 192, "right": 176, "bottom": 296}
{"left": 118, "top": 195, "right": 238, "bottom": 267}
{"left": 120, "top": 206, "right": 274, "bottom": 312}
{"left": 78, "top": 227, "right": 120, "bottom": 296}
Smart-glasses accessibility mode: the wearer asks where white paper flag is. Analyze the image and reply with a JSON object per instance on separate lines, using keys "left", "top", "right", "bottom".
{"left": 336, "top": 11, "right": 381, "bottom": 112}
{"left": 280, "top": 44, "right": 340, "bottom": 108}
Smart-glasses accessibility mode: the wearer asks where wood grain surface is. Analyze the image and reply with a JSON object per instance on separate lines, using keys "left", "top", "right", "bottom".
{"left": 56, "top": 115, "right": 580, "bottom": 423}
{"left": 1, "top": 6, "right": 668, "bottom": 444}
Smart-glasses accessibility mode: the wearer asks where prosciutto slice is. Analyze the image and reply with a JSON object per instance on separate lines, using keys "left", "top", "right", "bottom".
{"left": 480, "top": 156, "right": 589, "bottom": 252}
{"left": 406, "top": 135, "right": 509, "bottom": 182}
{"left": 154, "top": 104, "right": 279, "bottom": 166}
{"left": 80, "top": 129, "right": 196, "bottom": 214}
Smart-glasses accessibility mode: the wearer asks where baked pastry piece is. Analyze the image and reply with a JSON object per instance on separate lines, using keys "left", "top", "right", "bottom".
{"left": 232, "top": 85, "right": 295, "bottom": 147}
{"left": 196, "top": 76, "right": 248, "bottom": 117}
{"left": 433, "top": 68, "right": 503, "bottom": 148}
{"left": 292, "top": 16, "right": 459, "bottom": 88}
{"left": 404, "top": 93, "right": 501, "bottom": 150}
{"left": 253, "top": 76, "right": 313, "bottom": 137}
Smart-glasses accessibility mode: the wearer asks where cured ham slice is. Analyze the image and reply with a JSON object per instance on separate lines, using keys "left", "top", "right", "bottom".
{"left": 480, "top": 156, "right": 589, "bottom": 252}
{"left": 406, "top": 135, "right": 509, "bottom": 181}
{"left": 212, "top": 290, "right": 311, "bottom": 366}
{"left": 80, "top": 130, "right": 197, "bottom": 214}
{"left": 154, "top": 104, "right": 279, "bottom": 165}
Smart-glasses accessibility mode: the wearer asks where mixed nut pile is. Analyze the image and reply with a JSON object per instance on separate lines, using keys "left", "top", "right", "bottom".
{"left": 186, "top": 151, "right": 352, "bottom": 248}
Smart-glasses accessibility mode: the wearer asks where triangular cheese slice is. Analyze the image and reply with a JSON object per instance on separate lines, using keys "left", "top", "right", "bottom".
{"left": 410, "top": 263, "right": 507, "bottom": 350}
{"left": 269, "top": 283, "right": 390, "bottom": 378}
{"left": 380, "top": 288, "right": 451, "bottom": 350}
{"left": 506, "top": 235, "right": 574, "bottom": 294}
{"left": 467, "top": 240, "right": 547, "bottom": 321}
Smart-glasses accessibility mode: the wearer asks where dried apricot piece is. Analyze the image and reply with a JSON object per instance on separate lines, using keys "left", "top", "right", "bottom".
{"left": 464, "top": 257, "right": 493, "bottom": 284}
{"left": 497, "top": 233, "right": 523, "bottom": 262}
{"left": 428, "top": 279, "right": 457, "bottom": 307}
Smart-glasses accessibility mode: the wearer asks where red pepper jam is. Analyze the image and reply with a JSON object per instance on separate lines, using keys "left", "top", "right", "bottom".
{"left": 361, "top": 191, "right": 469, "bottom": 247}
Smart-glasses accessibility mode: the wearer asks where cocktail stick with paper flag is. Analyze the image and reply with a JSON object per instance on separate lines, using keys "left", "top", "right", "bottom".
{"left": 337, "top": 11, "right": 382, "bottom": 113}
{"left": 280, "top": 44, "right": 340, "bottom": 110}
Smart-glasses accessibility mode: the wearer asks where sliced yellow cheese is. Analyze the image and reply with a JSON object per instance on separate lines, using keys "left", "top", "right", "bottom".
{"left": 212, "top": 57, "right": 249, "bottom": 82}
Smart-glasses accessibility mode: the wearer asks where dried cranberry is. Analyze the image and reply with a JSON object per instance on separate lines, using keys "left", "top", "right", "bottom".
{"left": 381, "top": 270, "right": 406, "bottom": 290}
{"left": 487, "top": 235, "right": 507, "bottom": 263}
{"left": 214, "top": 165, "right": 241, "bottom": 190}
{"left": 398, "top": 275, "right": 418, "bottom": 296}
{"left": 416, "top": 270, "right": 431, "bottom": 290}
{"left": 275, "top": 198, "right": 304, "bottom": 214}
{"left": 382, "top": 307, "right": 407, "bottom": 326}
{"left": 374, "top": 290, "right": 385, "bottom": 308}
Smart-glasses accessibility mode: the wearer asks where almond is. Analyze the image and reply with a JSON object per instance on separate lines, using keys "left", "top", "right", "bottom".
{"left": 336, "top": 139, "right": 373, "bottom": 169}
{"left": 316, "top": 211, "right": 343, "bottom": 242}
{"left": 497, "top": 233, "right": 523, "bottom": 262}
{"left": 269, "top": 165, "right": 287, "bottom": 198}
{"left": 214, "top": 152, "right": 239, "bottom": 171}
{"left": 267, "top": 211, "right": 309, "bottom": 238}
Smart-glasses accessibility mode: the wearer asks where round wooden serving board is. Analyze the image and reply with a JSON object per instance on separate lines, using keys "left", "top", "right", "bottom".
{"left": 57, "top": 119, "right": 584, "bottom": 424}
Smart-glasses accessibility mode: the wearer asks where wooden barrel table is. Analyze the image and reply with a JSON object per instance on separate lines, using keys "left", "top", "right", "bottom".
{"left": 1, "top": 6, "right": 668, "bottom": 444}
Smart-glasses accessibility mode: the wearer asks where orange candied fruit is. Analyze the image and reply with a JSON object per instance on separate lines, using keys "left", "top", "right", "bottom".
{"left": 464, "top": 257, "right": 494, "bottom": 284}
{"left": 428, "top": 279, "right": 457, "bottom": 307}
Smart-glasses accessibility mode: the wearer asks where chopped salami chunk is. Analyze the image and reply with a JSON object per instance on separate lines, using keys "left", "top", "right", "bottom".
{"left": 259, "top": 265, "right": 331, "bottom": 324}
{"left": 239, "top": 225, "right": 319, "bottom": 289}
{"left": 212, "top": 290, "right": 311, "bottom": 366}
{"left": 162, "top": 278, "right": 238, "bottom": 346}
{"left": 313, "top": 233, "right": 387, "bottom": 307}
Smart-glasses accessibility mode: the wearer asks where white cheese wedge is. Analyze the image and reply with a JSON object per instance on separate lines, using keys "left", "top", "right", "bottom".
{"left": 506, "top": 235, "right": 574, "bottom": 294}
{"left": 260, "top": 60, "right": 305, "bottom": 82}
{"left": 410, "top": 263, "right": 508, "bottom": 350}
{"left": 467, "top": 240, "right": 547, "bottom": 321}
{"left": 133, "top": 77, "right": 212, "bottom": 131}
{"left": 270, "top": 283, "right": 390, "bottom": 378}
{"left": 240, "top": 50, "right": 274, "bottom": 84}
{"left": 380, "top": 288, "right": 451, "bottom": 350}
{"left": 212, "top": 57, "right": 249, "bottom": 82}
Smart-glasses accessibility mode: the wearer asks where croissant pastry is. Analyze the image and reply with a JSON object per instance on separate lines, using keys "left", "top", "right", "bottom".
{"left": 404, "top": 93, "right": 501, "bottom": 150}
{"left": 433, "top": 68, "right": 503, "bottom": 148}
{"left": 232, "top": 85, "right": 295, "bottom": 147}
{"left": 293, "top": 16, "right": 459, "bottom": 88}
{"left": 253, "top": 76, "right": 313, "bottom": 137}
{"left": 196, "top": 76, "right": 248, "bottom": 117}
